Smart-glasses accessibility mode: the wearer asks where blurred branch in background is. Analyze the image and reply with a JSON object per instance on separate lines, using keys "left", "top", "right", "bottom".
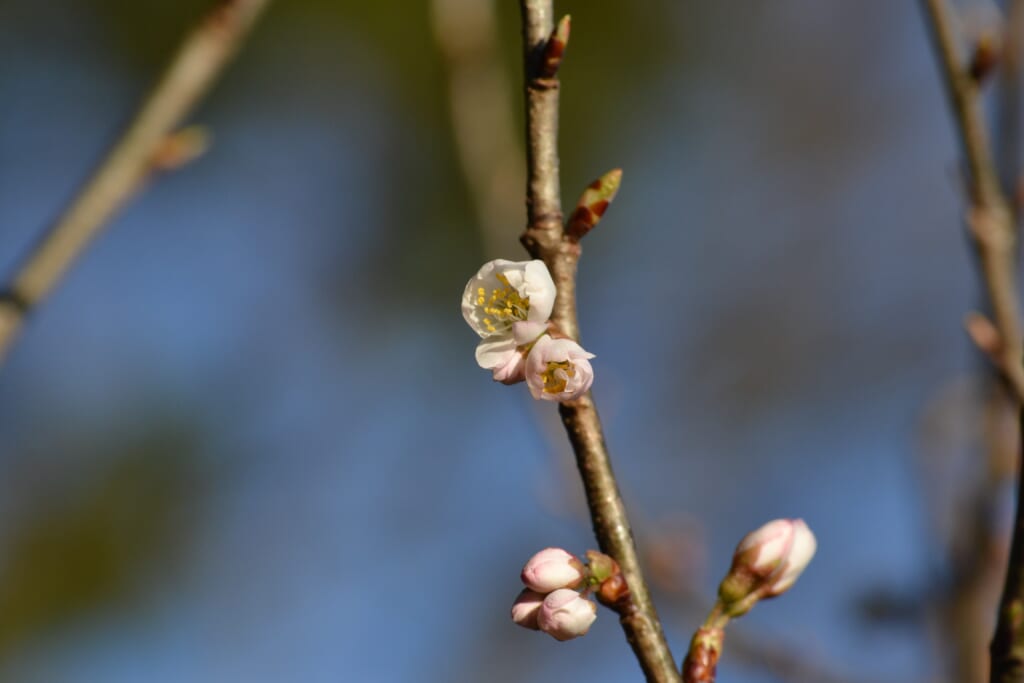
{"left": 921, "top": 0, "right": 1024, "bottom": 680}
{"left": 921, "top": 0, "right": 1023, "bottom": 397}
{"left": 431, "top": 0, "right": 525, "bottom": 257}
{"left": 913, "top": 376, "right": 1011, "bottom": 682}
{"left": 997, "top": 0, "right": 1024, "bottom": 198}
{"left": 0, "top": 0, "right": 271, "bottom": 368}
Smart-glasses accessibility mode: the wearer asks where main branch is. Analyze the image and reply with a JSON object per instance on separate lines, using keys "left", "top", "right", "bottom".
{"left": 0, "top": 0, "right": 271, "bottom": 367}
{"left": 518, "top": 2, "right": 680, "bottom": 680}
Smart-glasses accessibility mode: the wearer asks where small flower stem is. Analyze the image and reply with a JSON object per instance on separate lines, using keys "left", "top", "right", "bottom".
{"left": 920, "top": 0, "right": 1024, "bottom": 679}
{"left": 682, "top": 626, "right": 725, "bottom": 683}
{"left": 518, "top": 2, "right": 680, "bottom": 680}
{"left": 0, "top": 0, "right": 271, "bottom": 369}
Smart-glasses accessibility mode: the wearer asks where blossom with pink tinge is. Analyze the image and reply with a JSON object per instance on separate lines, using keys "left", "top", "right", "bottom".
{"left": 520, "top": 547, "right": 584, "bottom": 593}
{"left": 474, "top": 336, "right": 527, "bottom": 384}
{"left": 510, "top": 588, "right": 546, "bottom": 630}
{"left": 537, "top": 589, "right": 597, "bottom": 641}
{"left": 525, "top": 336, "right": 595, "bottom": 402}
{"left": 462, "top": 259, "right": 556, "bottom": 341}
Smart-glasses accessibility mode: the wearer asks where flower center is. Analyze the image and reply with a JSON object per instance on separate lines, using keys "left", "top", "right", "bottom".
{"left": 476, "top": 273, "right": 530, "bottom": 333}
{"left": 542, "top": 360, "right": 575, "bottom": 394}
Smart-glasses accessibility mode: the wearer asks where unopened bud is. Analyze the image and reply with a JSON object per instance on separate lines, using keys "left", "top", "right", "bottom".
{"left": 151, "top": 126, "right": 210, "bottom": 171}
{"left": 718, "top": 518, "right": 816, "bottom": 616}
{"left": 521, "top": 547, "right": 584, "bottom": 593}
{"left": 970, "top": 34, "right": 1001, "bottom": 82}
{"left": 966, "top": 311, "right": 1003, "bottom": 356}
{"left": 511, "top": 588, "right": 545, "bottom": 630}
{"left": 537, "top": 588, "right": 597, "bottom": 641}
{"left": 763, "top": 519, "right": 816, "bottom": 597}
{"left": 585, "top": 550, "right": 619, "bottom": 583}
{"left": 566, "top": 169, "right": 622, "bottom": 240}
{"left": 596, "top": 573, "right": 629, "bottom": 607}
{"left": 540, "top": 15, "right": 571, "bottom": 79}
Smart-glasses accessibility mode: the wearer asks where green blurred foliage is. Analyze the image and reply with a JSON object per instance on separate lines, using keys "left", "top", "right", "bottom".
{"left": 0, "top": 421, "right": 200, "bottom": 660}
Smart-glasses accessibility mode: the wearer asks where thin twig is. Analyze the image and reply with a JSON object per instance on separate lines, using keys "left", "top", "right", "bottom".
{"left": 657, "top": 584, "right": 879, "bottom": 683}
{"left": 0, "top": 0, "right": 271, "bottom": 367}
{"left": 517, "top": 2, "right": 680, "bottom": 680}
{"left": 921, "top": 0, "right": 1024, "bottom": 679}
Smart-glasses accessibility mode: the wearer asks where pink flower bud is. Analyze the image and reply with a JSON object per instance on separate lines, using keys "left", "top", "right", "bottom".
{"left": 718, "top": 518, "right": 816, "bottom": 614}
{"left": 525, "top": 336, "right": 595, "bottom": 402}
{"left": 764, "top": 519, "right": 816, "bottom": 597}
{"left": 520, "top": 547, "right": 584, "bottom": 593}
{"left": 736, "top": 519, "right": 795, "bottom": 574}
{"left": 537, "top": 589, "right": 597, "bottom": 641}
{"left": 511, "top": 588, "right": 546, "bottom": 630}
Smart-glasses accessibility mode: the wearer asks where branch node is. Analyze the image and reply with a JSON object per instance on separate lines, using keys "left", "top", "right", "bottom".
{"left": 0, "top": 287, "right": 32, "bottom": 316}
{"left": 528, "top": 76, "right": 560, "bottom": 91}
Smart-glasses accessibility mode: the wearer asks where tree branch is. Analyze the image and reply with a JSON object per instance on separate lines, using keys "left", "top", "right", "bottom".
{"left": 920, "top": 0, "right": 1024, "bottom": 679}
{"left": 0, "top": 0, "right": 271, "bottom": 367}
{"left": 518, "top": 2, "right": 680, "bottom": 680}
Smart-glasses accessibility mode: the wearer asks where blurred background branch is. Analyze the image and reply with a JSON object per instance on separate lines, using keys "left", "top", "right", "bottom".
{"left": 430, "top": 0, "right": 524, "bottom": 257}
{"left": 921, "top": 0, "right": 1023, "bottom": 397}
{"left": 921, "top": 0, "right": 1024, "bottom": 679}
{"left": 0, "top": 0, "right": 270, "bottom": 367}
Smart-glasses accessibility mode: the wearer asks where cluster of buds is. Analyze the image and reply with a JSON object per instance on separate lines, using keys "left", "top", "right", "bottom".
{"left": 510, "top": 547, "right": 626, "bottom": 641}
{"left": 462, "top": 259, "right": 596, "bottom": 401}
{"left": 716, "top": 518, "right": 816, "bottom": 617}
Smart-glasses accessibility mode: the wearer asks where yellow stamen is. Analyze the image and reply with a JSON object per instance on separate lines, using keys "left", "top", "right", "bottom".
{"left": 476, "top": 272, "right": 530, "bottom": 330}
{"left": 542, "top": 360, "right": 575, "bottom": 394}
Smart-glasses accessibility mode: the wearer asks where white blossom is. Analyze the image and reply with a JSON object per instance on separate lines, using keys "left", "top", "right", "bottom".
{"left": 462, "top": 260, "right": 555, "bottom": 341}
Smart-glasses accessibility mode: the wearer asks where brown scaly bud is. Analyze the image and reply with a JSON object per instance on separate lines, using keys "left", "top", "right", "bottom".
{"left": 566, "top": 168, "right": 622, "bottom": 240}
{"left": 151, "top": 126, "right": 210, "bottom": 172}
{"left": 682, "top": 627, "right": 724, "bottom": 683}
{"left": 965, "top": 311, "right": 1003, "bottom": 357}
{"left": 969, "top": 33, "right": 1001, "bottom": 83}
{"left": 596, "top": 573, "right": 630, "bottom": 607}
{"left": 539, "top": 15, "right": 571, "bottom": 79}
{"left": 586, "top": 550, "right": 629, "bottom": 607}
